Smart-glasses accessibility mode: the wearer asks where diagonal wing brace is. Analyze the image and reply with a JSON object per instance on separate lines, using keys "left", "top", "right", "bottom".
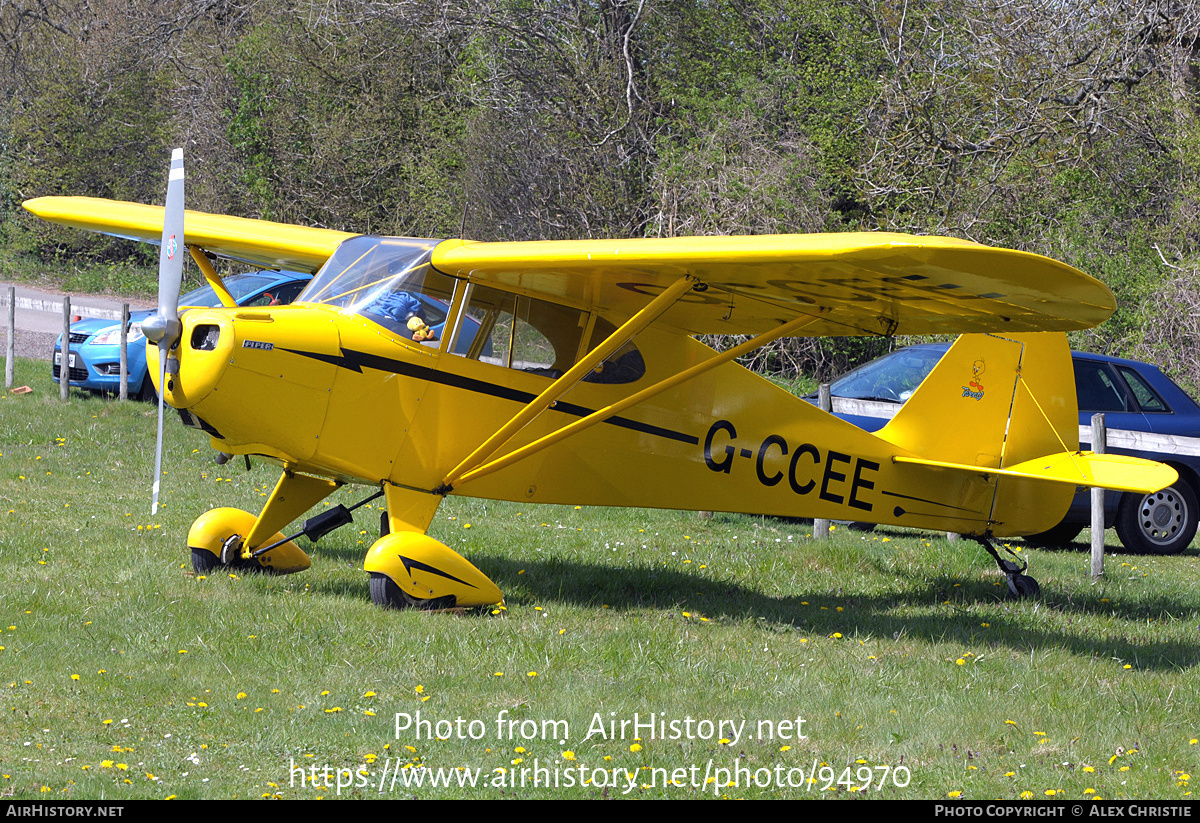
{"left": 439, "top": 275, "right": 697, "bottom": 491}
{"left": 187, "top": 245, "right": 237, "bottom": 308}
{"left": 442, "top": 311, "right": 823, "bottom": 492}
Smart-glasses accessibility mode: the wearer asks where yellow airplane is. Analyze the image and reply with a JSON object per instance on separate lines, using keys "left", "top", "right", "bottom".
{"left": 24, "top": 150, "right": 1177, "bottom": 606}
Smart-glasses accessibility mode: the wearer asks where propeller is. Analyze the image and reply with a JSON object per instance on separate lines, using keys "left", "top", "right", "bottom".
{"left": 142, "top": 148, "right": 185, "bottom": 515}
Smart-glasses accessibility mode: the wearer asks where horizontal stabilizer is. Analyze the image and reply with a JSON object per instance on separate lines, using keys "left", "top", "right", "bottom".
{"left": 894, "top": 452, "right": 1177, "bottom": 495}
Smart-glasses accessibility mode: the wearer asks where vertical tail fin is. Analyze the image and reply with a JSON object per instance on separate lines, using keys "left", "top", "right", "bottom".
{"left": 877, "top": 332, "right": 1079, "bottom": 532}
{"left": 878, "top": 332, "right": 1077, "bottom": 468}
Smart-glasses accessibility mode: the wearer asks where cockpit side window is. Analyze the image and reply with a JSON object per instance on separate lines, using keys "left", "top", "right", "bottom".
{"left": 446, "top": 284, "right": 565, "bottom": 374}
{"left": 448, "top": 284, "right": 644, "bottom": 384}
{"left": 304, "top": 237, "right": 645, "bottom": 380}
{"left": 580, "top": 317, "right": 646, "bottom": 385}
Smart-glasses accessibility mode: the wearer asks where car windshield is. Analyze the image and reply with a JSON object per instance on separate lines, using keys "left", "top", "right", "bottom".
{"left": 830, "top": 346, "right": 946, "bottom": 402}
{"left": 180, "top": 274, "right": 278, "bottom": 307}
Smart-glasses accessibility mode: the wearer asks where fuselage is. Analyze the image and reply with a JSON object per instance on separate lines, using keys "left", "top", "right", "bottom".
{"left": 150, "top": 298, "right": 1073, "bottom": 537}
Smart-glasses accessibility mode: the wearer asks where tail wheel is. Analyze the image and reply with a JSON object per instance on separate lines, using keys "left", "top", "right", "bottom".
{"left": 1007, "top": 574, "right": 1041, "bottom": 599}
{"left": 1115, "top": 481, "right": 1198, "bottom": 555}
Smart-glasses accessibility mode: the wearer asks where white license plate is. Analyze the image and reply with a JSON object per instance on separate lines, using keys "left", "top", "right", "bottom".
{"left": 54, "top": 352, "right": 77, "bottom": 368}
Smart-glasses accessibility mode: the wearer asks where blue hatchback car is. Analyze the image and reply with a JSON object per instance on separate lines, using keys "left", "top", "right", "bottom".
{"left": 53, "top": 271, "right": 312, "bottom": 400}
{"left": 820, "top": 343, "right": 1200, "bottom": 554}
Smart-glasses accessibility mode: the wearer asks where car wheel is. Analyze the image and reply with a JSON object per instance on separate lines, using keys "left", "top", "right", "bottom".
{"left": 1115, "top": 481, "right": 1198, "bottom": 555}
{"left": 137, "top": 375, "right": 157, "bottom": 403}
{"left": 1023, "top": 521, "right": 1084, "bottom": 548}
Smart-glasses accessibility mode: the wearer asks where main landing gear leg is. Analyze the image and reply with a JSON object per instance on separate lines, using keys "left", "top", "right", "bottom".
{"left": 364, "top": 484, "right": 502, "bottom": 610}
{"left": 975, "top": 537, "right": 1042, "bottom": 599}
{"left": 188, "top": 469, "right": 341, "bottom": 574}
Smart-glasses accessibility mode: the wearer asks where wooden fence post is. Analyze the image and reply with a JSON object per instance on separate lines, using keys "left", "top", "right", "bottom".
{"left": 60, "top": 296, "right": 70, "bottom": 401}
{"left": 1091, "top": 413, "right": 1106, "bottom": 578}
{"left": 814, "top": 383, "right": 832, "bottom": 539}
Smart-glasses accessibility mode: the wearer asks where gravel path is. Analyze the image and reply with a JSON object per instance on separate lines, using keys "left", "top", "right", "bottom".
{"left": 2, "top": 280, "right": 152, "bottom": 363}
{"left": 2, "top": 328, "right": 57, "bottom": 361}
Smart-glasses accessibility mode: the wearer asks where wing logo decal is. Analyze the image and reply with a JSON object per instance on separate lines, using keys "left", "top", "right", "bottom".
{"left": 963, "top": 358, "right": 986, "bottom": 400}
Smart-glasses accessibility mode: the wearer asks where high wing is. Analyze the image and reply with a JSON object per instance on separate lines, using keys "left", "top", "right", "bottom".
{"left": 430, "top": 235, "right": 1115, "bottom": 337}
{"left": 24, "top": 195, "right": 1115, "bottom": 336}
{"left": 22, "top": 196, "right": 353, "bottom": 273}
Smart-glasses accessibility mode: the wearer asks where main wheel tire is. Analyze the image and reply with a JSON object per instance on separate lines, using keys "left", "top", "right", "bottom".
{"left": 191, "top": 547, "right": 222, "bottom": 573}
{"left": 369, "top": 572, "right": 407, "bottom": 608}
{"left": 1114, "top": 481, "right": 1198, "bottom": 555}
{"left": 368, "top": 573, "right": 456, "bottom": 610}
{"left": 1023, "top": 521, "right": 1084, "bottom": 548}
{"left": 191, "top": 546, "right": 261, "bottom": 574}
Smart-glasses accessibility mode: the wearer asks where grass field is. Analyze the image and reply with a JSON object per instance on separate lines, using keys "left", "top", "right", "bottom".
{"left": 1, "top": 356, "right": 1198, "bottom": 800}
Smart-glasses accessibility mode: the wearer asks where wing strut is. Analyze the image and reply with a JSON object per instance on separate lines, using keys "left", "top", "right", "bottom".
{"left": 443, "top": 312, "right": 822, "bottom": 492}
{"left": 440, "top": 275, "right": 697, "bottom": 491}
{"left": 187, "top": 245, "right": 237, "bottom": 308}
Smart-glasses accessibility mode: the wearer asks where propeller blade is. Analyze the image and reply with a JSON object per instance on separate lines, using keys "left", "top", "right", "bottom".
{"left": 157, "top": 148, "right": 185, "bottom": 324}
{"left": 151, "top": 354, "right": 167, "bottom": 515}
{"left": 148, "top": 148, "right": 185, "bottom": 515}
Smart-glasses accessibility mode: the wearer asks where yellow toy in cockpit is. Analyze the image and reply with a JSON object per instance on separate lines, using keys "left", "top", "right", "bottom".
{"left": 408, "top": 316, "right": 437, "bottom": 342}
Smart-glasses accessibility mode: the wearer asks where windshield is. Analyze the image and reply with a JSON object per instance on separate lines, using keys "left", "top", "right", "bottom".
{"left": 298, "top": 235, "right": 461, "bottom": 340}
{"left": 299, "top": 235, "right": 443, "bottom": 310}
{"left": 830, "top": 346, "right": 946, "bottom": 403}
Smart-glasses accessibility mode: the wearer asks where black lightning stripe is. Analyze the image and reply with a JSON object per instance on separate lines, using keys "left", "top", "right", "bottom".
{"left": 280, "top": 346, "right": 700, "bottom": 445}
{"left": 399, "top": 554, "right": 476, "bottom": 588}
